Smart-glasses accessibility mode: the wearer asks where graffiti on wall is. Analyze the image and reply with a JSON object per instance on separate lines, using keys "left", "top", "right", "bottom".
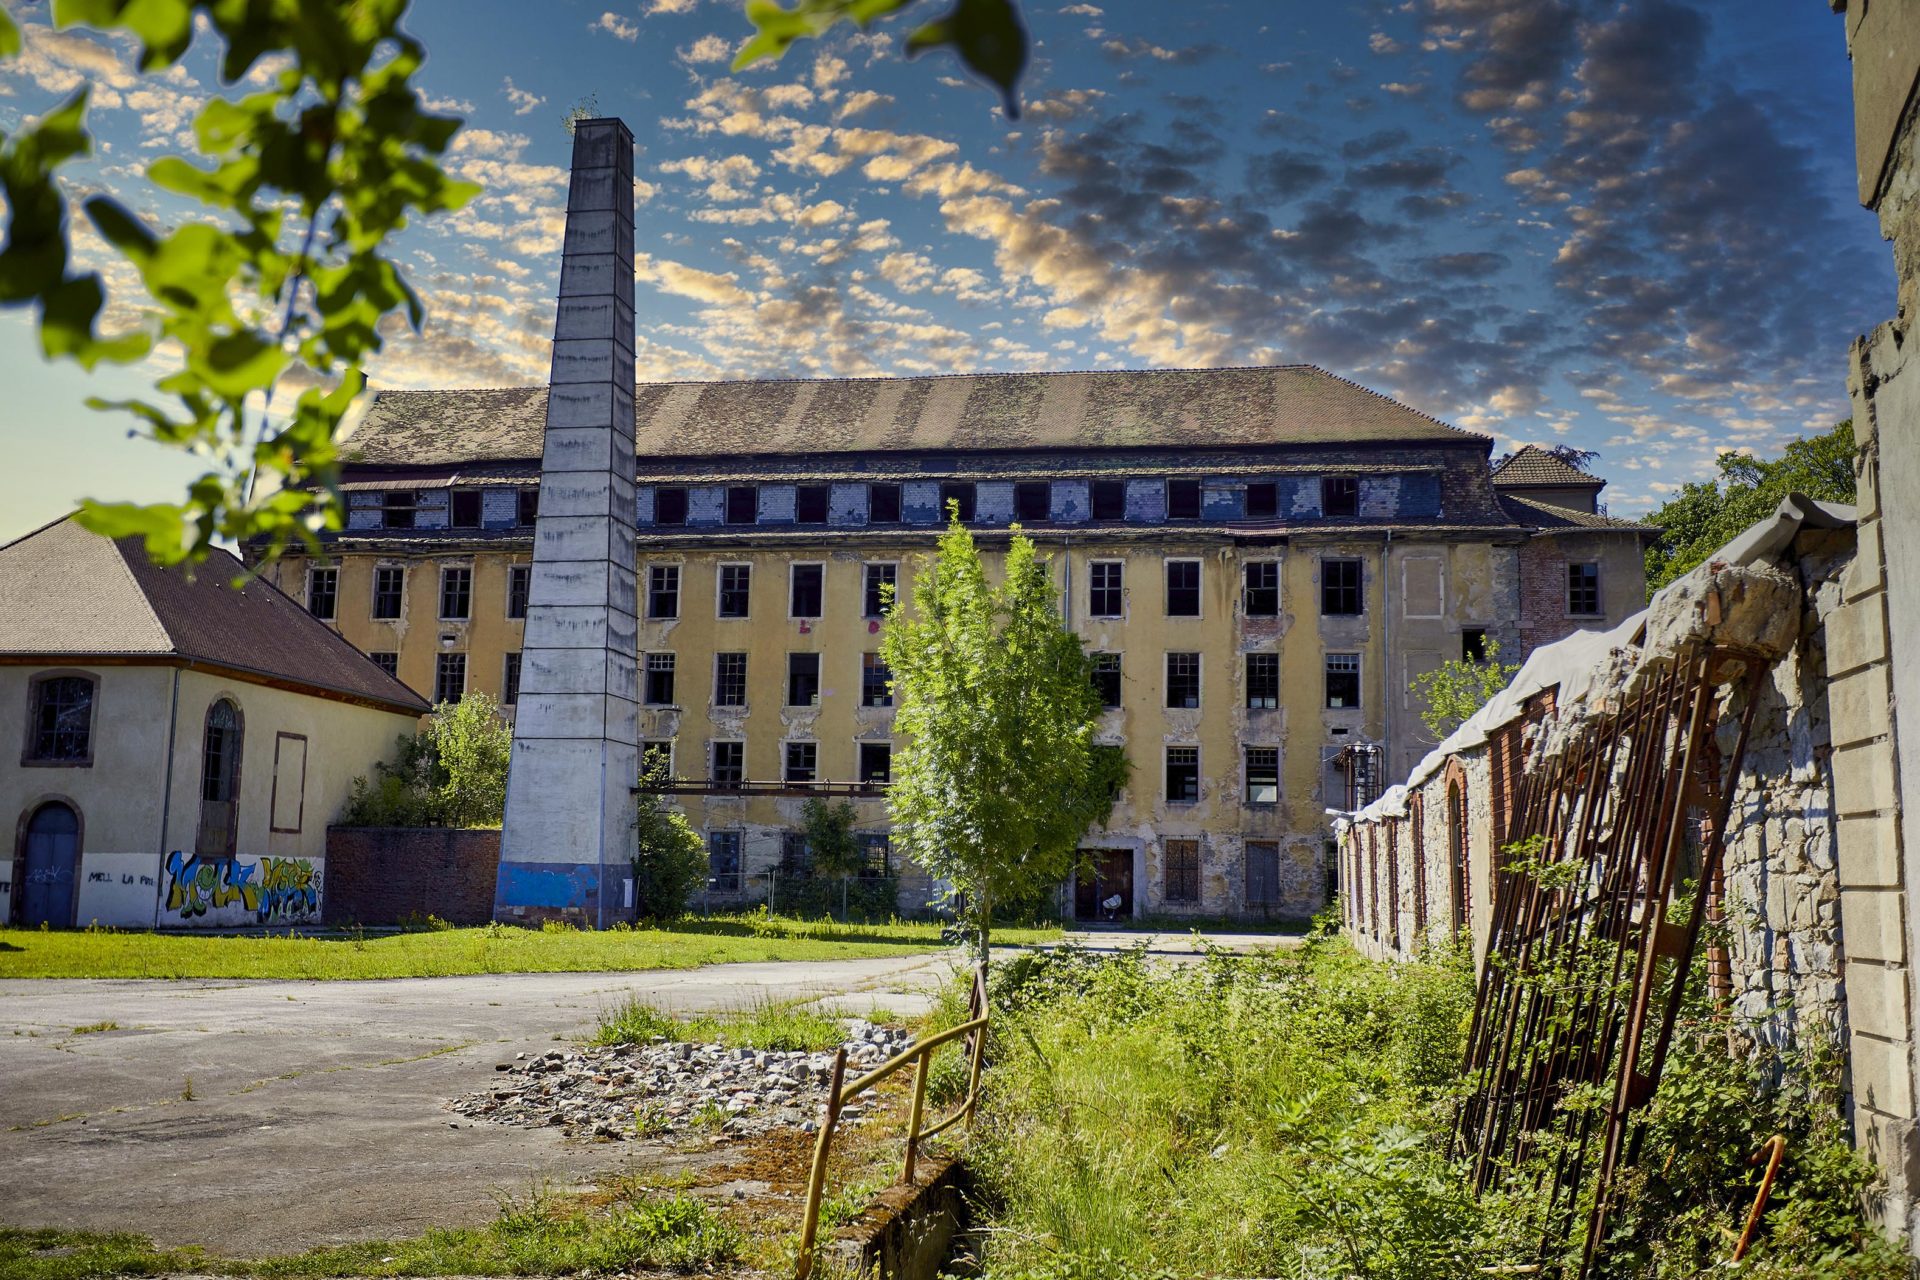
{"left": 163, "top": 852, "right": 321, "bottom": 924}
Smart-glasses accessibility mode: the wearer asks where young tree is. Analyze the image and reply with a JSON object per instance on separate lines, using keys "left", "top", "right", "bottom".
{"left": 880, "top": 517, "right": 1114, "bottom": 961}
{"left": 632, "top": 760, "right": 707, "bottom": 921}
{"left": 337, "top": 693, "right": 511, "bottom": 827}
{"left": 1410, "top": 638, "right": 1521, "bottom": 741}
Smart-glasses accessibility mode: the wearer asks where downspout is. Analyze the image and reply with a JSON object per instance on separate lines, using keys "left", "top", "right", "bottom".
{"left": 153, "top": 665, "right": 182, "bottom": 928}
{"left": 1381, "top": 529, "right": 1393, "bottom": 801}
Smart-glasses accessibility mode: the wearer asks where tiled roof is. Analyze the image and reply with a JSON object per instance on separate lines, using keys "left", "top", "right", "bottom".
{"left": 1491, "top": 444, "right": 1604, "bottom": 488}
{"left": 1499, "top": 494, "right": 1653, "bottom": 535}
{"left": 344, "top": 366, "right": 1484, "bottom": 467}
{"left": 0, "top": 517, "right": 428, "bottom": 714}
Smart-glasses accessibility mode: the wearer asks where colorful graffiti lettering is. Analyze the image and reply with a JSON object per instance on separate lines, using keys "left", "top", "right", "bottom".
{"left": 165, "top": 851, "right": 259, "bottom": 918}
{"left": 256, "top": 857, "right": 319, "bottom": 923}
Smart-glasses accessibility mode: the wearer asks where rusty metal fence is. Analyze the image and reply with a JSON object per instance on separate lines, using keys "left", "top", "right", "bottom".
{"left": 1452, "top": 643, "right": 1767, "bottom": 1277}
{"left": 793, "top": 961, "right": 990, "bottom": 1280}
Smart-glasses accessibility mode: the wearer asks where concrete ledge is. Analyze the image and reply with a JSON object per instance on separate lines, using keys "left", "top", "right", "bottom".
{"left": 824, "top": 1156, "right": 973, "bottom": 1280}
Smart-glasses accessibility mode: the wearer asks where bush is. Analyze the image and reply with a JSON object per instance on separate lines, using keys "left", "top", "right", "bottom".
{"left": 632, "top": 761, "right": 705, "bottom": 921}
{"left": 338, "top": 694, "right": 510, "bottom": 828}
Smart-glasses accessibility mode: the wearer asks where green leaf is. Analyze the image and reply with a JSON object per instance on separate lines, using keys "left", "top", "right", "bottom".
{"left": 0, "top": 6, "right": 21, "bottom": 58}
{"left": 904, "top": 0, "right": 1026, "bottom": 117}
{"left": 735, "top": 0, "right": 916, "bottom": 69}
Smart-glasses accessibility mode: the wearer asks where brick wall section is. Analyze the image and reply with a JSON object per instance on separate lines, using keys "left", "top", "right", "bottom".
{"left": 324, "top": 827, "right": 501, "bottom": 926}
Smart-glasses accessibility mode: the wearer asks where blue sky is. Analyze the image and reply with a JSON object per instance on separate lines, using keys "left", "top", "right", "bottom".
{"left": 0, "top": 0, "right": 1894, "bottom": 540}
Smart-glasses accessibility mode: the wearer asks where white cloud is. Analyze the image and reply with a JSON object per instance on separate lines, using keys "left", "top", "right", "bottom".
{"left": 502, "top": 77, "right": 545, "bottom": 116}
{"left": 659, "top": 153, "right": 763, "bottom": 200}
{"left": 679, "top": 34, "right": 732, "bottom": 64}
{"left": 646, "top": 0, "right": 697, "bottom": 11}
{"left": 634, "top": 253, "right": 755, "bottom": 306}
{"left": 590, "top": 11, "right": 639, "bottom": 41}
{"left": 835, "top": 90, "right": 892, "bottom": 121}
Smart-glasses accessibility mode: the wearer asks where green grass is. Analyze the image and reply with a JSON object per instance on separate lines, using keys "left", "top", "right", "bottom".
{"left": 0, "top": 916, "right": 1062, "bottom": 981}
{"left": 0, "top": 1188, "right": 739, "bottom": 1278}
{"left": 594, "top": 992, "right": 847, "bottom": 1052}
{"left": 68, "top": 1021, "right": 118, "bottom": 1035}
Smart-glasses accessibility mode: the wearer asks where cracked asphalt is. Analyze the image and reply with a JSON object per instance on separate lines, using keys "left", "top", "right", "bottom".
{"left": 0, "top": 954, "right": 956, "bottom": 1256}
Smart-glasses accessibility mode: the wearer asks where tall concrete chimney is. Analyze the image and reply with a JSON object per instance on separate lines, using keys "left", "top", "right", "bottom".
{"left": 494, "top": 118, "right": 638, "bottom": 928}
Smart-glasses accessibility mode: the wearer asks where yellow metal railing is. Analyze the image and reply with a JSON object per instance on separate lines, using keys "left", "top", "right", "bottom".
{"left": 793, "top": 962, "right": 989, "bottom": 1280}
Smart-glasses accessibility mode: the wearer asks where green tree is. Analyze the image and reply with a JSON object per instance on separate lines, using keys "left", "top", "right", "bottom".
{"left": 802, "top": 797, "right": 863, "bottom": 877}
{"left": 880, "top": 517, "right": 1115, "bottom": 960}
{"left": 1643, "top": 422, "right": 1858, "bottom": 590}
{"left": 632, "top": 760, "right": 707, "bottom": 921}
{"left": 1410, "top": 638, "right": 1521, "bottom": 742}
{"left": 338, "top": 693, "right": 511, "bottom": 827}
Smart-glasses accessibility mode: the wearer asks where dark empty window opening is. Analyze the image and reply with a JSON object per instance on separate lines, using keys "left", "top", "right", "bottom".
{"left": 781, "top": 831, "right": 813, "bottom": 874}
{"left": 503, "top": 652, "right": 522, "bottom": 706}
{"left": 642, "top": 740, "right": 673, "bottom": 778}
{"left": 785, "top": 741, "right": 818, "bottom": 784}
{"left": 1246, "top": 481, "right": 1278, "bottom": 520}
{"left": 648, "top": 564, "right": 680, "bottom": 619}
{"left": 940, "top": 481, "right": 976, "bottom": 522}
{"left": 434, "top": 653, "right": 466, "bottom": 705}
{"left": 27, "top": 675, "right": 94, "bottom": 763}
{"left": 1462, "top": 627, "right": 1488, "bottom": 663}
{"left": 1164, "top": 838, "right": 1200, "bottom": 901}
{"left": 1091, "top": 479, "right": 1127, "bottom": 521}
{"left": 307, "top": 567, "right": 338, "bottom": 620}
{"left": 725, "top": 485, "right": 759, "bottom": 525}
{"left": 1246, "top": 652, "right": 1279, "bottom": 710}
{"left": 1323, "top": 475, "right": 1360, "bottom": 519}
{"left": 1014, "top": 481, "right": 1051, "bottom": 522}
{"left": 718, "top": 564, "right": 751, "bottom": 618}
{"left": 1166, "top": 559, "right": 1201, "bottom": 617}
{"left": 373, "top": 566, "right": 405, "bottom": 620}
{"left": 869, "top": 483, "right": 902, "bottom": 523}
{"left": 1243, "top": 561, "right": 1279, "bottom": 616}
{"left": 862, "top": 653, "right": 892, "bottom": 707}
{"left": 1166, "top": 652, "right": 1201, "bottom": 708}
{"left": 371, "top": 652, "right": 399, "bottom": 679}
{"left": 1089, "top": 561, "right": 1124, "bottom": 617}
{"left": 711, "top": 741, "right": 745, "bottom": 787}
{"left": 1568, "top": 563, "right": 1602, "bottom": 616}
{"left": 655, "top": 487, "right": 689, "bottom": 526}
{"left": 791, "top": 564, "right": 824, "bottom": 618}
{"left": 1322, "top": 558, "right": 1364, "bottom": 615}
{"left": 381, "top": 490, "right": 418, "bottom": 529}
{"left": 507, "top": 565, "right": 530, "bottom": 619}
{"left": 1167, "top": 478, "right": 1202, "bottom": 520}
{"left": 439, "top": 566, "right": 472, "bottom": 620}
{"left": 1326, "top": 653, "right": 1361, "bottom": 709}
{"left": 795, "top": 485, "right": 830, "bottom": 524}
{"left": 644, "top": 653, "right": 677, "bottom": 705}
{"left": 196, "top": 698, "right": 243, "bottom": 857}
{"left": 1246, "top": 747, "right": 1280, "bottom": 804}
{"left": 1092, "top": 653, "right": 1122, "bottom": 708}
{"left": 864, "top": 562, "right": 897, "bottom": 618}
{"left": 517, "top": 487, "right": 539, "bottom": 527}
{"left": 859, "top": 742, "right": 892, "bottom": 786}
{"left": 708, "top": 832, "right": 742, "bottom": 892}
{"left": 450, "top": 490, "right": 482, "bottom": 528}
{"left": 788, "top": 653, "right": 821, "bottom": 707}
{"left": 714, "top": 653, "right": 748, "bottom": 707}
{"left": 1165, "top": 751, "right": 1200, "bottom": 805}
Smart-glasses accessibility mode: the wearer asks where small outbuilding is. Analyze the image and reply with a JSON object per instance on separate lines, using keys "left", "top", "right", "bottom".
{"left": 0, "top": 517, "right": 428, "bottom": 928}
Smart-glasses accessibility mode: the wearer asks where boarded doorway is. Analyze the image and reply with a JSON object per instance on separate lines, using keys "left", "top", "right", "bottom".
{"left": 21, "top": 802, "right": 79, "bottom": 928}
{"left": 1074, "top": 848, "right": 1133, "bottom": 921}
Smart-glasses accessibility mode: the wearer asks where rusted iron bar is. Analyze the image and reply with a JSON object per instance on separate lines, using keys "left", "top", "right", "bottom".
{"left": 1732, "top": 1134, "right": 1787, "bottom": 1263}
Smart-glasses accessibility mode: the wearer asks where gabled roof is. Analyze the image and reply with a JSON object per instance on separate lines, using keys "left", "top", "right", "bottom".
{"left": 1491, "top": 444, "right": 1605, "bottom": 489}
{"left": 1499, "top": 494, "right": 1653, "bottom": 536}
{"left": 344, "top": 366, "right": 1485, "bottom": 468}
{"left": 0, "top": 517, "right": 428, "bottom": 715}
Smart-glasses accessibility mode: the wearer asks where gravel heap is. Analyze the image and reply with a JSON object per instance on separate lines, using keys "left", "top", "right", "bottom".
{"left": 451, "top": 1019, "right": 917, "bottom": 1141}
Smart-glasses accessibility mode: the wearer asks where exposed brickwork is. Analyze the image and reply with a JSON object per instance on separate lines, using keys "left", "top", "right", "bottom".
{"left": 324, "top": 827, "right": 501, "bottom": 926}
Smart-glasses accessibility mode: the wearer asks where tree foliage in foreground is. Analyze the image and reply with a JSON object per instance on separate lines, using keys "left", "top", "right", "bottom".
{"left": 632, "top": 760, "right": 706, "bottom": 921}
{"left": 1643, "top": 421, "right": 1857, "bottom": 590}
{"left": 1411, "top": 636, "right": 1521, "bottom": 742}
{"left": 880, "top": 518, "right": 1117, "bottom": 958}
{"left": 340, "top": 693, "right": 512, "bottom": 828}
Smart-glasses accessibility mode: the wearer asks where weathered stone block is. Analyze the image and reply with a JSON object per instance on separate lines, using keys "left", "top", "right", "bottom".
{"left": 1830, "top": 666, "right": 1894, "bottom": 748}
{"left": 1851, "top": 1030, "right": 1918, "bottom": 1120}
{"left": 1827, "top": 595, "right": 1890, "bottom": 674}
{"left": 1842, "top": 889, "right": 1909, "bottom": 964}
{"left": 544, "top": 427, "right": 615, "bottom": 473}
{"left": 1834, "top": 738, "right": 1900, "bottom": 816}
{"left": 551, "top": 337, "right": 617, "bottom": 386}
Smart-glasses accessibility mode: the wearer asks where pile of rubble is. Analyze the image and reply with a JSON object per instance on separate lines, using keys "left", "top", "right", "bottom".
{"left": 451, "top": 1019, "right": 916, "bottom": 1141}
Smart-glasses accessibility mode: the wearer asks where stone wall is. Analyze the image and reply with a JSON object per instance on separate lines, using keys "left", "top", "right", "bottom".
{"left": 324, "top": 827, "right": 501, "bottom": 926}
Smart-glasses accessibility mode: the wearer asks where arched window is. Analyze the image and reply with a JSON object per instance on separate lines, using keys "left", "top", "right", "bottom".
{"left": 1447, "top": 780, "right": 1468, "bottom": 932}
{"left": 20, "top": 801, "right": 80, "bottom": 927}
{"left": 196, "top": 699, "right": 244, "bottom": 858}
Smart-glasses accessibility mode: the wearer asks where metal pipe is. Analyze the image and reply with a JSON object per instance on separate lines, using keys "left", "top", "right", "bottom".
{"left": 1732, "top": 1134, "right": 1787, "bottom": 1262}
{"left": 793, "top": 1048, "right": 848, "bottom": 1280}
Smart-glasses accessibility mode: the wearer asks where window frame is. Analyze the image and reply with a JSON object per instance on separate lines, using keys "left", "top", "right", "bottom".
{"left": 713, "top": 652, "right": 748, "bottom": 707}
{"left": 1165, "top": 651, "right": 1202, "bottom": 709}
{"left": 1165, "top": 747, "right": 1200, "bottom": 805}
{"left": 449, "top": 489, "right": 482, "bottom": 529}
{"left": 789, "top": 562, "right": 826, "bottom": 619}
{"left": 725, "top": 484, "right": 759, "bottom": 526}
{"left": 370, "top": 652, "right": 400, "bottom": 679}
{"left": 1090, "top": 479, "right": 1126, "bottom": 521}
{"left": 643, "top": 652, "right": 677, "bottom": 706}
{"left": 787, "top": 652, "right": 822, "bottom": 707}
{"left": 647, "top": 563, "right": 681, "bottom": 620}
{"left": 794, "top": 484, "right": 830, "bottom": 524}
{"left": 654, "top": 486, "right": 689, "bottom": 526}
{"left": 1089, "top": 560, "right": 1124, "bottom": 618}
{"left": 717, "top": 563, "right": 752, "bottom": 619}
{"left": 502, "top": 652, "right": 522, "bottom": 707}
{"left": 269, "top": 730, "right": 308, "bottom": 834}
{"left": 939, "top": 480, "right": 977, "bottom": 522}
{"left": 22, "top": 671, "right": 98, "bottom": 768}
{"left": 516, "top": 487, "right": 539, "bottom": 527}
{"left": 1164, "top": 838, "right": 1201, "bottom": 903}
{"left": 1567, "top": 562, "right": 1603, "bottom": 617}
{"left": 380, "top": 490, "right": 418, "bottom": 530}
{"left": 784, "top": 740, "right": 819, "bottom": 784}
{"left": 861, "top": 652, "right": 893, "bottom": 708}
{"left": 1165, "top": 558, "right": 1202, "bottom": 618}
{"left": 707, "top": 830, "right": 743, "bottom": 892}
{"left": 863, "top": 562, "right": 898, "bottom": 619}
{"left": 641, "top": 739, "right": 674, "bottom": 778}
{"left": 1166, "top": 478, "right": 1202, "bottom": 521}
{"left": 1013, "top": 480, "right": 1051, "bottom": 522}
{"left": 438, "top": 565, "right": 473, "bottom": 621}
{"left": 1320, "top": 557, "right": 1364, "bottom": 616}
{"left": 506, "top": 564, "right": 531, "bottom": 620}
{"left": 710, "top": 740, "right": 746, "bottom": 788}
{"left": 1245, "top": 481, "right": 1279, "bottom": 520}
{"left": 1322, "top": 475, "right": 1360, "bottom": 519}
{"left": 1462, "top": 628, "right": 1488, "bottom": 663}
{"left": 434, "top": 652, "right": 467, "bottom": 704}
{"left": 1325, "top": 652, "right": 1362, "bottom": 710}
{"left": 1245, "top": 746, "right": 1280, "bottom": 805}
{"left": 1242, "top": 560, "right": 1280, "bottom": 617}
{"left": 868, "top": 482, "right": 903, "bottom": 523}
{"left": 306, "top": 565, "right": 339, "bottom": 620}
{"left": 858, "top": 740, "right": 892, "bottom": 787}
{"left": 1245, "top": 651, "right": 1280, "bottom": 710}
{"left": 1091, "top": 652, "right": 1123, "bottom": 709}
{"left": 372, "top": 564, "right": 406, "bottom": 621}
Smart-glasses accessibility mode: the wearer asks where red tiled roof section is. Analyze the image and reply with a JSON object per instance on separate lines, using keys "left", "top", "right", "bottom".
{"left": 1491, "top": 444, "right": 1605, "bottom": 488}
{"left": 344, "top": 365, "right": 1484, "bottom": 467}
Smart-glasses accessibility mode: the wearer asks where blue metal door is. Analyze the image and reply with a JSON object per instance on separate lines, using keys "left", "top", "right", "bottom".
{"left": 21, "top": 803, "right": 78, "bottom": 928}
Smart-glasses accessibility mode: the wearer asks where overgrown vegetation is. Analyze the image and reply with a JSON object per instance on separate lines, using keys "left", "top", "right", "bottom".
{"left": 593, "top": 993, "right": 845, "bottom": 1052}
{"left": 772, "top": 798, "right": 901, "bottom": 922}
{"left": 631, "top": 760, "right": 707, "bottom": 921}
{"left": 1410, "top": 635, "right": 1521, "bottom": 741}
{"left": 338, "top": 694, "right": 510, "bottom": 828}
{"left": 1644, "top": 420, "right": 1858, "bottom": 590}
{"left": 966, "top": 937, "right": 1900, "bottom": 1279}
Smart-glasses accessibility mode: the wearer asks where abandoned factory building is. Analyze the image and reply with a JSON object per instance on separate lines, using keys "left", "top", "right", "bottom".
{"left": 256, "top": 368, "right": 1650, "bottom": 922}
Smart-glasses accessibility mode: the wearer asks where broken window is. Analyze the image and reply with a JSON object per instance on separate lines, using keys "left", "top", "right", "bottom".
{"left": 714, "top": 653, "right": 747, "bottom": 707}
{"left": 1246, "top": 481, "right": 1278, "bottom": 520}
{"left": 708, "top": 832, "right": 742, "bottom": 892}
{"left": 372, "top": 566, "right": 405, "bottom": 619}
{"left": 1462, "top": 627, "right": 1488, "bottom": 662}
{"left": 785, "top": 741, "right": 818, "bottom": 784}
{"left": 1091, "top": 653, "right": 1123, "bottom": 708}
{"left": 438, "top": 566, "right": 471, "bottom": 620}
{"left": 1089, "top": 561, "right": 1124, "bottom": 617}
{"left": 370, "top": 652, "right": 399, "bottom": 679}
{"left": 1164, "top": 838, "right": 1200, "bottom": 901}
{"left": 434, "top": 653, "right": 466, "bottom": 705}
{"left": 1246, "top": 652, "right": 1279, "bottom": 710}
{"left": 507, "top": 565, "right": 530, "bottom": 619}
{"left": 862, "top": 653, "right": 893, "bottom": 707}
{"left": 516, "top": 487, "right": 539, "bottom": 527}
{"left": 795, "top": 485, "right": 830, "bottom": 524}
{"left": 381, "top": 490, "right": 418, "bottom": 529}
{"left": 1243, "top": 561, "right": 1279, "bottom": 616}
{"left": 718, "top": 564, "right": 751, "bottom": 618}
{"left": 725, "top": 485, "right": 758, "bottom": 525}
{"left": 1321, "top": 558, "right": 1363, "bottom": 615}
{"left": 27, "top": 675, "right": 94, "bottom": 763}
{"left": 940, "top": 480, "right": 976, "bottom": 522}
{"left": 1091, "top": 479, "right": 1127, "bottom": 521}
{"left": 859, "top": 741, "right": 892, "bottom": 786}
{"left": 1322, "top": 475, "right": 1359, "bottom": 519}
{"left": 1166, "top": 478, "right": 1201, "bottom": 520}
{"left": 306, "top": 566, "right": 338, "bottom": 620}
{"left": 864, "top": 562, "right": 897, "bottom": 618}
{"left": 450, "top": 490, "right": 482, "bottom": 528}
{"left": 1014, "top": 481, "right": 1051, "bottom": 522}
{"left": 1166, "top": 559, "right": 1201, "bottom": 617}
{"left": 1325, "top": 652, "right": 1361, "bottom": 709}
{"left": 790, "top": 564, "right": 824, "bottom": 618}
{"left": 1568, "top": 562, "right": 1602, "bottom": 616}
{"left": 788, "top": 653, "right": 821, "bottom": 707}
{"left": 1166, "top": 652, "right": 1201, "bottom": 708}
{"left": 648, "top": 564, "right": 680, "bottom": 619}
{"left": 1165, "top": 749, "right": 1200, "bottom": 805}
{"left": 1245, "top": 747, "right": 1279, "bottom": 804}
{"left": 711, "top": 741, "right": 745, "bottom": 787}
{"left": 642, "top": 740, "right": 673, "bottom": 777}
{"left": 502, "top": 652, "right": 521, "bottom": 706}
{"left": 644, "top": 653, "right": 676, "bottom": 705}
{"left": 655, "top": 486, "right": 689, "bottom": 526}
{"left": 869, "top": 483, "right": 902, "bottom": 523}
